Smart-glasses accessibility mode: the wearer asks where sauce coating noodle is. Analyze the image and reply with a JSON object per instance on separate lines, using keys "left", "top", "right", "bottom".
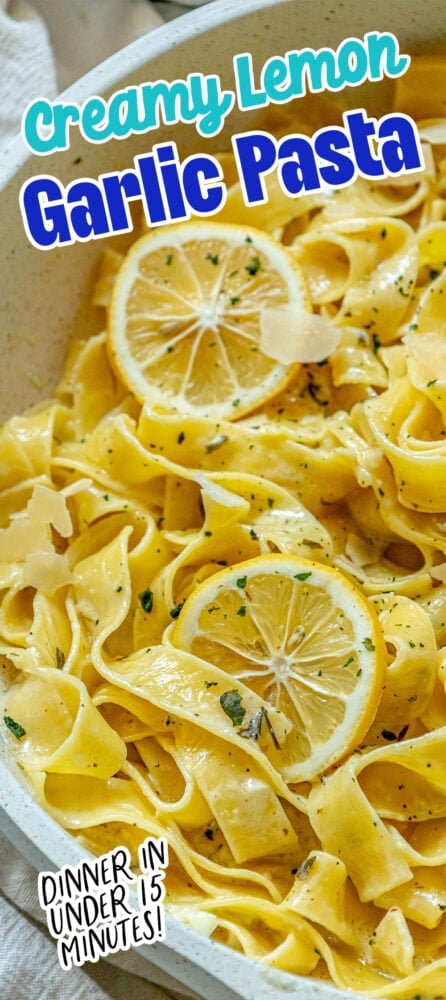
{"left": 2, "top": 57, "right": 446, "bottom": 997}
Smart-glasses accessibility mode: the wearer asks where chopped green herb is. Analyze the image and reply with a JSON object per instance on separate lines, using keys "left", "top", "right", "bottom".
{"left": 372, "top": 333, "right": 381, "bottom": 354}
{"left": 232, "top": 398, "right": 241, "bottom": 408}
{"left": 249, "top": 528, "right": 259, "bottom": 541}
{"left": 342, "top": 656, "right": 355, "bottom": 669}
{"left": 427, "top": 379, "right": 438, "bottom": 387}
{"left": 138, "top": 588, "right": 154, "bottom": 613}
{"left": 267, "top": 497, "right": 275, "bottom": 508}
{"left": 204, "top": 680, "right": 218, "bottom": 688}
{"left": 429, "top": 268, "right": 440, "bottom": 280}
{"left": 230, "top": 296, "right": 240, "bottom": 306}
{"left": 362, "top": 637, "right": 375, "bottom": 652}
{"left": 166, "top": 253, "right": 173, "bottom": 266}
{"left": 55, "top": 647, "right": 65, "bottom": 670}
{"left": 103, "top": 494, "right": 109, "bottom": 501}
{"left": 116, "top": 585, "right": 123, "bottom": 593}
{"left": 170, "top": 601, "right": 185, "bottom": 619}
{"left": 4, "top": 715, "right": 26, "bottom": 739}
{"left": 177, "top": 431, "right": 185, "bottom": 444}
{"left": 236, "top": 576, "right": 247, "bottom": 589}
{"left": 245, "top": 256, "right": 261, "bottom": 276}
{"left": 237, "top": 606, "right": 247, "bottom": 617}
{"left": 294, "top": 571, "right": 312, "bottom": 581}
{"left": 220, "top": 689, "right": 246, "bottom": 726}
{"left": 206, "top": 252, "right": 219, "bottom": 266}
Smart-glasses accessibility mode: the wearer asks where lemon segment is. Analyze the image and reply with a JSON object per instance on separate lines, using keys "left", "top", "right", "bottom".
{"left": 107, "top": 222, "right": 309, "bottom": 420}
{"left": 172, "top": 554, "right": 386, "bottom": 782}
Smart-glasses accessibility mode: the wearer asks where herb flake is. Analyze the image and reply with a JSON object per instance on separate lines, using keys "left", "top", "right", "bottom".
{"left": 220, "top": 690, "right": 246, "bottom": 727}
{"left": 138, "top": 588, "right": 154, "bottom": 614}
{"left": 362, "top": 637, "right": 375, "bottom": 652}
{"left": 55, "top": 647, "right": 65, "bottom": 670}
{"left": 245, "top": 256, "right": 261, "bottom": 276}
{"left": 170, "top": 601, "right": 185, "bottom": 620}
{"left": 4, "top": 715, "right": 26, "bottom": 739}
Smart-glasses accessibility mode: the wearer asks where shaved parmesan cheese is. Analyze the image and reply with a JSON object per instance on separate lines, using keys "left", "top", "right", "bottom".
{"left": 0, "top": 480, "right": 79, "bottom": 580}
{"left": 23, "top": 552, "right": 73, "bottom": 594}
{"left": 260, "top": 305, "right": 340, "bottom": 363}
{"left": 10, "top": 483, "right": 74, "bottom": 538}
{"left": 27, "top": 485, "right": 73, "bottom": 538}
{"left": 0, "top": 519, "right": 52, "bottom": 561}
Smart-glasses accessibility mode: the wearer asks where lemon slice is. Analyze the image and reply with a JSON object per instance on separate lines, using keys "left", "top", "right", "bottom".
{"left": 108, "top": 221, "right": 309, "bottom": 420}
{"left": 172, "top": 554, "right": 386, "bottom": 782}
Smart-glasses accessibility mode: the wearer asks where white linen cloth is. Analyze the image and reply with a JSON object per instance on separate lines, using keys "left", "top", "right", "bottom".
{"left": 0, "top": 2, "right": 212, "bottom": 998}
{"left": 1, "top": 833, "right": 202, "bottom": 1000}
{"left": 0, "top": 0, "right": 209, "bottom": 145}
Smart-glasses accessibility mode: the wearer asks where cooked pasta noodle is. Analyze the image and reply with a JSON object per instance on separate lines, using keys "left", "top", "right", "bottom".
{"left": 2, "top": 56, "right": 446, "bottom": 997}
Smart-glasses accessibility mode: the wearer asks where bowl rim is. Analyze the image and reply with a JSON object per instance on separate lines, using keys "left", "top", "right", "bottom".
{"left": 0, "top": 1, "right": 437, "bottom": 996}
{"left": 0, "top": 0, "right": 292, "bottom": 192}
{"left": 0, "top": 743, "right": 352, "bottom": 1000}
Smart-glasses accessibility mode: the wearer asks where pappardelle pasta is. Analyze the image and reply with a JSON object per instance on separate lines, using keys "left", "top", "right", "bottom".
{"left": 2, "top": 57, "right": 446, "bottom": 997}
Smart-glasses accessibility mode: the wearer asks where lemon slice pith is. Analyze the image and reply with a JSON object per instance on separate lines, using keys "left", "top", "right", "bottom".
{"left": 173, "top": 554, "right": 386, "bottom": 783}
{"left": 108, "top": 221, "right": 309, "bottom": 420}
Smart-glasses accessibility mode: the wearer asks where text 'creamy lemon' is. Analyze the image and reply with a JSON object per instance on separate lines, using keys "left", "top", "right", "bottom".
{"left": 172, "top": 554, "right": 386, "bottom": 783}
{"left": 107, "top": 221, "right": 310, "bottom": 420}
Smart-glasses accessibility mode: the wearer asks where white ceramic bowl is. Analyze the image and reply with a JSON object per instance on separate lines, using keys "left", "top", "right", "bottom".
{"left": 1, "top": 1, "right": 445, "bottom": 996}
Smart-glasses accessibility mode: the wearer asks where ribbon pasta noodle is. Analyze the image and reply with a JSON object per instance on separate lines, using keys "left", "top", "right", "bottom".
{"left": 2, "top": 57, "right": 446, "bottom": 997}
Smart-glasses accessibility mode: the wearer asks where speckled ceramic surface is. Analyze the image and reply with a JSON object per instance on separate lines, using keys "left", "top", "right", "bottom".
{"left": 1, "top": 1, "right": 445, "bottom": 996}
